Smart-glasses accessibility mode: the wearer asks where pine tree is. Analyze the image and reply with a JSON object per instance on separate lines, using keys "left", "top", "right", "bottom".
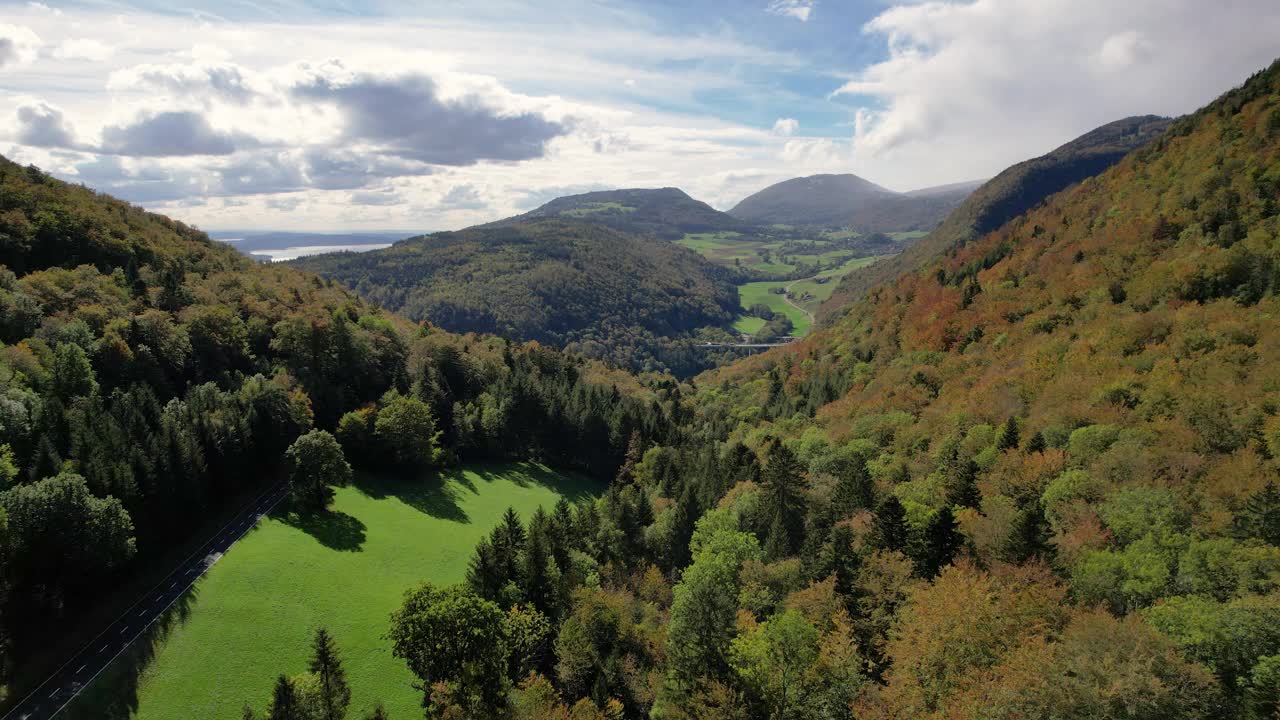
{"left": 1025, "top": 430, "right": 1047, "bottom": 454}
{"left": 466, "top": 537, "right": 503, "bottom": 600}
{"left": 521, "top": 525, "right": 555, "bottom": 616}
{"left": 309, "top": 627, "right": 351, "bottom": 720}
{"left": 996, "top": 417, "right": 1020, "bottom": 451}
{"left": 941, "top": 442, "right": 981, "bottom": 509}
{"left": 493, "top": 507, "right": 526, "bottom": 581}
{"left": 832, "top": 458, "right": 873, "bottom": 518}
{"left": 1234, "top": 482, "right": 1280, "bottom": 545}
{"left": 760, "top": 440, "right": 807, "bottom": 559}
{"left": 871, "top": 496, "right": 910, "bottom": 553}
{"left": 1005, "top": 501, "right": 1053, "bottom": 563}
{"left": 826, "top": 524, "right": 860, "bottom": 599}
{"left": 268, "top": 675, "right": 301, "bottom": 720}
{"left": 915, "top": 507, "right": 962, "bottom": 578}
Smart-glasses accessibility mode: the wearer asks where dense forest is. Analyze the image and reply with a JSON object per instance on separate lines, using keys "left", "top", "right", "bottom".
{"left": 294, "top": 219, "right": 742, "bottom": 376}
{"left": 821, "top": 114, "right": 1175, "bottom": 322}
{"left": 245, "top": 58, "right": 1280, "bottom": 720}
{"left": 0, "top": 158, "right": 674, "bottom": 704}
{"left": 6, "top": 47, "right": 1280, "bottom": 720}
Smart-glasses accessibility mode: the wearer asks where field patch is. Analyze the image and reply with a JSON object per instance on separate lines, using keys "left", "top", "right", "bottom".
{"left": 64, "top": 463, "right": 597, "bottom": 720}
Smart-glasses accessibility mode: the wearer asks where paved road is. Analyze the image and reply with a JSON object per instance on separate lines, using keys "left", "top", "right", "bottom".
{"left": 782, "top": 277, "right": 817, "bottom": 328}
{"left": 3, "top": 482, "right": 290, "bottom": 720}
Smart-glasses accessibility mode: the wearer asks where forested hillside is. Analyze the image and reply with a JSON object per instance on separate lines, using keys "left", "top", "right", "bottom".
{"left": 820, "top": 115, "right": 1174, "bottom": 321}
{"left": 0, "top": 157, "right": 671, "bottom": 704}
{"left": 667, "top": 59, "right": 1280, "bottom": 718}
{"left": 294, "top": 219, "right": 742, "bottom": 375}
{"left": 486, "top": 188, "right": 748, "bottom": 240}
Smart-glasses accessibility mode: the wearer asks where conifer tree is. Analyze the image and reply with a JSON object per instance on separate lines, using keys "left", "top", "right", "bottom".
{"left": 760, "top": 440, "right": 807, "bottom": 560}
{"left": 615, "top": 430, "right": 644, "bottom": 485}
{"left": 1025, "top": 430, "right": 1047, "bottom": 454}
{"left": 1234, "top": 482, "right": 1280, "bottom": 545}
{"left": 268, "top": 675, "right": 302, "bottom": 720}
{"left": 309, "top": 627, "right": 351, "bottom": 720}
{"left": 996, "top": 416, "right": 1021, "bottom": 451}
{"left": 871, "top": 496, "right": 909, "bottom": 554}
{"left": 914, "top": 507, "right": 962, "bottom": 578}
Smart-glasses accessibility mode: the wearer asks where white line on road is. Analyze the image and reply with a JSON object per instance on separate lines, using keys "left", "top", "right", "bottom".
{"left": 98, "top": 645, "right": 107, "bottom": 654}
{"left": 74, "top": 666, "right": 84, "bottom": 676}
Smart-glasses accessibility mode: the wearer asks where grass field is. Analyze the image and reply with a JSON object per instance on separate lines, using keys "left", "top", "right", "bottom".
{"left": 64, "top": 463, "right": 597, "bottom": 720}
{"left": 738, "top": 280, "right": 809, "bottom": 335}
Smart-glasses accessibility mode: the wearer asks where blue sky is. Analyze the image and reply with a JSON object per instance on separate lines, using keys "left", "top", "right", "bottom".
{"left": 3, "top": 0, "right": 1279, "bottom": 231}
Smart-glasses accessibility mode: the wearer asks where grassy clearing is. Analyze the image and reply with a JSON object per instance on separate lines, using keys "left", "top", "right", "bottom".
{"left": 562, "top": 202, "right": 635, "bottom": 217}
{"left": 738, "top": 281, "right": 809, "bottom": 335}
{"left": 64, "top": 463, "right": 597, "bottom": 720}
{"left": 731, "top": 315, "right": 767, "bottom": 334}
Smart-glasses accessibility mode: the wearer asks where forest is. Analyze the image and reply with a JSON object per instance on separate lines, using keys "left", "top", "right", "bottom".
{"left": 3, "top": 45, "right": 1280, "bottom": 720}
{"left": 294, "top": 218, "right": 743, "bottom": 377}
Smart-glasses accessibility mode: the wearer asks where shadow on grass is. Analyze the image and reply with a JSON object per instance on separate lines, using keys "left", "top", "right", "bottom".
{"left": 353, "top": 460, "right": 600, "bottom": 524}
{"left": 59, "top": 585, "right": 201, "bottom": 720}
{"left": 276, "top": 505, "right": 368, "bottom": 552}
{"left": 352, "top": 471, "right": 470, "bottom": 524}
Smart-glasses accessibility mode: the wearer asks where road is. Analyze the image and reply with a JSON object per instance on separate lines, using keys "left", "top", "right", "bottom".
{"left": 3, "top": 482, "right": 290, "bottom": 720}
{"left": 782, "top": 276, "right": 817, "bottom": 329}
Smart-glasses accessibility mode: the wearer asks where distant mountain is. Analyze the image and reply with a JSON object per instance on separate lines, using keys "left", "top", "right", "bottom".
{"left": 293, "top": 218, "right": 740, "bottom": 375}
{"left": 487, "top": 187, "right": 747, "bottom": 240}
{"left": 727, "top": 172, "right": 982, "bottom": 232}
{"left": 212, "top": 231, "right": 411, "bottom": 262}
{"left": 819, "top": 114, "right": 1174, "bottom": 321}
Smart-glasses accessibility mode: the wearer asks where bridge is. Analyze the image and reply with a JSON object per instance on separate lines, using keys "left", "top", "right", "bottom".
{"left": 697, "top": 335, "right": 801, "bottom": 349}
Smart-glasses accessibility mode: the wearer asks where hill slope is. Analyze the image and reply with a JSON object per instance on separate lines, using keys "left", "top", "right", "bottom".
{"left": 728, "top": 173, "right": 981, "bottom": 231}
{"left": 820, "top": 115, "right": 1174, "bottom": 321}
{"left": 488, "top": 187, "right": 748, "bottom": 240}
{"left": 687, "top": 59, "right": 1280, "bottom": 718}
{"left": 294, "top": 219, "right": 741, "bottom": 374}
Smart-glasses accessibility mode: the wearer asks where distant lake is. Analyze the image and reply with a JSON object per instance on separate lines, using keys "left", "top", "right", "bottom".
{"left": 253, "top": 243, "right": 394, "bottom": 262}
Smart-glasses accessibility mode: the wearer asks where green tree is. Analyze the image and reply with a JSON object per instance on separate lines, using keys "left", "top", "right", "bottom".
{"left": 309, "top": 627, "right": 351, "bottom": 720}
{"left": 871, "top": 496, "right": 909, "bottom": 553}
{"left": 760, "top": 440, "right": 807, "bottom": 560}
{"left": 363, "top": 705, "right": 389, "bottom": 720}
{"left": 729, "top": 610, "right": 820, "bottom": 720}
{"left": 1, "top": 472, "right": 135, "bottom": 609}
{"left": 1234, "top": 482, "right": 1280, "bottom": 546}
{"left": 285, "top": 430, "right": 352, "bottom": 513}
{"left": 0, "top": 443, "right": 16, "bottom": 485}
{"left": 996, "top": 417, "right": 1020, "bottom": 452}
{"left": 373, "top": 392, "right": 442, "bottom": 470}
{"left": 49, "top": 342, "right": 97, "bottom": 400}
{"left": 267, "top": 674, "right": 303, "bottom": 720}
{"left": 387, "top": 583, "right": 509, "bottom": 717}
{"left": 914, "top": 507, "right": 962, "bottom": 578}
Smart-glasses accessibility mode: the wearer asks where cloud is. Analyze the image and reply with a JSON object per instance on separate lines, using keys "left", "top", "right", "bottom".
{"left": 0, "top": 24, "right": 40, "bottom": 68}
{"left": 13, "top": 101, "right": 81, "bottom": 148}
{"left": 52, "top": 38, "right": 113, "bottom": 61}
{"left": 438, "top": 184, "right": 487, "bottom": 210}
{"left": 108, "top": 63, "right": 255, "bottom": 103}
{"left": 772, "top": 117, "right": 799, "bottom": 136}
{"left": 292, "top": 70, "right": 568, "bottom": 166}
{"left": 100, "top": 111, "right": 246, "bottom": 157}
{"left": 349, "top": 187, "right": 402, "bottom": 206}
{"left": 835, "top": 0, "right": 1280, "bottom": 169}
{"left": 766, "top": 0, "right": 815, "bottom": 22}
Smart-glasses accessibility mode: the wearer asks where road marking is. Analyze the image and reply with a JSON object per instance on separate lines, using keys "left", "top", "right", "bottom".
{"left": 47, "top": 690, "right": 57, "bottom": 700}
{"left": 137, "top": 608, "right": 148, "bottom": 617}
{"left": 98, "top": 644, "right": 108, "bottom": 654}
{"left": 75, "top": 665, "right": 85, "bottom": 675}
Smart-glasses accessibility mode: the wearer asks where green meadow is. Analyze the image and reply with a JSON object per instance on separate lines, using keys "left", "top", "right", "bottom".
{"left": 64, "top": 463, "right": 597, "bottom": 720}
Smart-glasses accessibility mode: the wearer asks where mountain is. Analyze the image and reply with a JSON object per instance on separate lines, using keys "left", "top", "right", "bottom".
{"left": 727, "top": 173, "right": 982, "bottom": 231}
{"left": 820, "top": 114, "right": 1174, "bottom": 321}
{"left": 293, "top": 218, "right": 741, "bottom": 374}
{"left": 488, "top": 187, "right": 748, "bottom": 240}
{"left": 686, "top": 59, "right": 1280, "bottom": 718}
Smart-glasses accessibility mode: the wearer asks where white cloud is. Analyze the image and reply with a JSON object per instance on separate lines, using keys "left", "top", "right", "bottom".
{"left": 767, "top": 0, "right": 815, "bottom": 22}
{"left": 834, "top": 0, "right": 1280, "bottom": 185}
{"left": 53, "top": 38, "right": 114, "bottom": 62}
{"left": 0, "top": 24, "right": 40, "bottom": 68}
{"left": 772, "top": 117, "right": 799, "bottom": 136}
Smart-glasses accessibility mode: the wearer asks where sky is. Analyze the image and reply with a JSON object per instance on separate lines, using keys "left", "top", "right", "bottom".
{"left": 2, "top": 0, "right": 1279, "bottom": 232}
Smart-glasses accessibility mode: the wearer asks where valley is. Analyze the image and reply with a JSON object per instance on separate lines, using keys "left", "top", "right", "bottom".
{"left": 2, "top": 8, "right": 1279, "bottom": 720}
